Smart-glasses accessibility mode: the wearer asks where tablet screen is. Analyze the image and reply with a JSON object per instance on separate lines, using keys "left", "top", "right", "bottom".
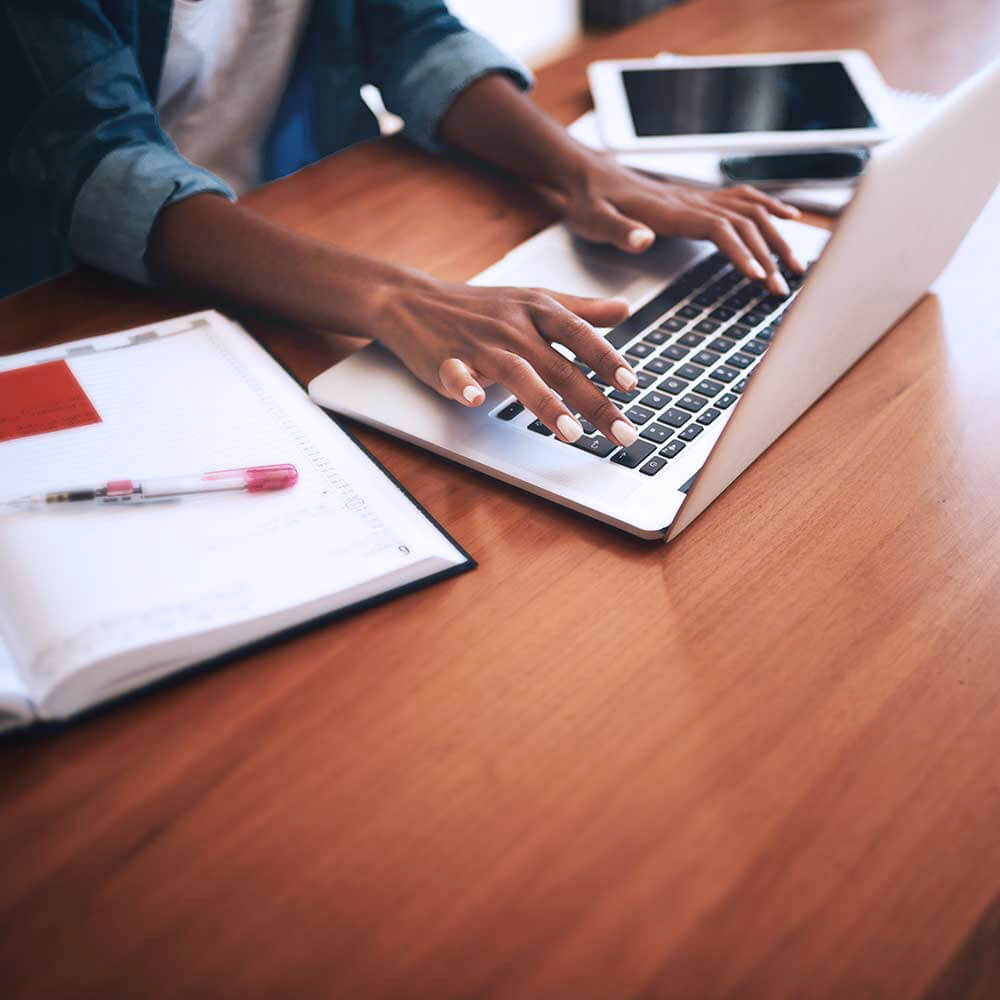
{"left": 622, "top": 62, "right": 876, "bottom": 137}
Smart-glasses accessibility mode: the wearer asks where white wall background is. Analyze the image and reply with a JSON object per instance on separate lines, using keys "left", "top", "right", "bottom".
{"left": 447, "top": 0, "right": 581, "bottom": 68}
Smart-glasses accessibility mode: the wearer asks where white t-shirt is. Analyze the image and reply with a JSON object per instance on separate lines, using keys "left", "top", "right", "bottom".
{"left": 157, "top": 0, "right": 313, "bottom": 194}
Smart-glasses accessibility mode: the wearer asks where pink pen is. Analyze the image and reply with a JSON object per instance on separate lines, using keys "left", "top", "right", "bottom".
{"left": 4, "top": 464, "right": 298, "bottom": 508}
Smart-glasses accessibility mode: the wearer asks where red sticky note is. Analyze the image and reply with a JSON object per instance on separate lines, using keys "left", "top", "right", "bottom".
{"left": 0, "top": 359, "right": 101, "bottom": 443}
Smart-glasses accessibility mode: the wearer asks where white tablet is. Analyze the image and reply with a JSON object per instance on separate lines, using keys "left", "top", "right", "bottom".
{"left": 588, "top": 50, "right": 895, "bottom": 152}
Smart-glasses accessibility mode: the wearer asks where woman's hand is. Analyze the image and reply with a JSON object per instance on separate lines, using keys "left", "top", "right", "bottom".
{"left": 372, "top": 277, "right": 644, "bottom": 447}
{"left": 550, "top": 153, "right": 806, "bottom": 297}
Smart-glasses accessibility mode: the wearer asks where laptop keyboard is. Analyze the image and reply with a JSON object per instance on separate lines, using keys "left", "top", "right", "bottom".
{"left": 493, "top": 251, "right": 809, "bottom": 476}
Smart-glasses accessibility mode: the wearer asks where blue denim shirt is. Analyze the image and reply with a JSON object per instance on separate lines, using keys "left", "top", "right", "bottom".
{"left": 1, "top": 0, "right": 531, "bottom": 295}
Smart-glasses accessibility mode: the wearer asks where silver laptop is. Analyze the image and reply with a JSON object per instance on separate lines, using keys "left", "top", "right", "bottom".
{"left": 309, "top": 59, "right": 1000, "bottom": 540}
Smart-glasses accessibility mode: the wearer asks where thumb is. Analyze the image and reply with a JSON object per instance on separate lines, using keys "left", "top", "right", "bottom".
{"left": 572, "top": 201, "right": 655, "bottom": 254}
{"left": 438, "top": 357, "right": 486, "bottom": 406}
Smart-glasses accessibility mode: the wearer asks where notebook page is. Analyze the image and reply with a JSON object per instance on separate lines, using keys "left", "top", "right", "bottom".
{"left": 0, "top": 312, "right": 463, "bottom": 704}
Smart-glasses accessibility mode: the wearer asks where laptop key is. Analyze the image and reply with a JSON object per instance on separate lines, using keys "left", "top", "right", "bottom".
{"left": 697, "top": 408, "right": 722, "bottom": 425}
{"left": 678, "top": 332, "right": 704, "bottom": 348}
{"left": 610, "top": 387, "right": 640, "bottom": 403}
{"left": 639, "top": 422, "right": 673, "bottom": 444}
{"left": 675, "top": 363, "right": 705, "bottom": 381}
{"left": 636, "top": 371, "right": 656, "bottom": 389}
{"left": 625, "top": 405, "right": 655, "bottom": 425}
{"left": 755, "top": 326, "right": 776, "bottom": 342}
{"left": 643, "top": 330, "right": 668, "bottom": 346}
{"left": 660, "top": 408, "right": 690, "bottom": 428}
{"left": 496, "top": 400, "right": 524, "bottom": 421}
{"left": 660, "top": 317, "right": 686, "bottom": 333}
{"left": 659, "top": 376, "right": 689, "bottom": 395}
{"left": 644, "top": 357, "right": 672, "bottom": 375}
{"left": 626, "top": 341, "right": 655, "bottom": 359}
{"left": 742, "top": 311, "right": 768, "bottom": 328}
{"left": 707, "top": 337, "right": 736, "bottom": 355}
{"left": 712, "top": 365, "right": 739, "bottom": 383}
{"left": 693, "top": 291, "right": 716, "bottom": 306}
{"left": 639, "top": 390, "right": 671, "bottom": 410}
{"left": 590, "top": 373, "right": 609, "bottom": 387}
{"left": 716, "top": 392, "right": 738, "bottom": 409}
{"left": 577, "top": 416, "right": 597, "bottom": 435}
{"left": 727, "top": 352, "right": 755, "bottom": 369}
{"left": 710, "top": 306, "right": 736, "bottom": 321}
{"left": 571, "top": 434, "right": 617, "bottom": 458}
{"left": 691, "top": 350, "right": 720, "bottom": 368}
{"left": 528, "top": 419, "right": 553, "bottom": 436}
{"left": 639, "top": 456, "right": 668, "bottom": 476}
{"left": 734, "top": 378, "right": 749, "bottom": 393}
{"left": 677, "top": 304, "right": 702, "bottom": 320}
{"left": 677, "top": 393, "right": 708, "bottom": 413}
{"left": 660, "top": 440, "right": 686, "bottom": 458}
{"left": 740, "top": 338, "right": 766, "bottom": 356}
{"left": 695, "top": 319, "right": 721, "bottom": 335}
{"left": 679, "top": 423, "right": 703, "bottom": 441}
{"left": 662, "top": 344, "right": 689, "bottom": 361}
{"left": 694, "top": 378, "right": 723, "bottom": 397}
{"left": 610, "top": 440, "right": 656, "bottom": 468}
{"left": 728, "top": 322, "right": 755, "bottom": 340}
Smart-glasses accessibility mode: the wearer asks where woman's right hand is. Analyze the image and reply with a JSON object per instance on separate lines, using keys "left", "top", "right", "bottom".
{"left": 370, "top": 277, "right": 642, "bottom": 447}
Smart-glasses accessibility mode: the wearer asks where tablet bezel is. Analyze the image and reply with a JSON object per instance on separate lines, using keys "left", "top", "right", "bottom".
{"left": 587, "top": 50, "right": 895, "bottom": 152}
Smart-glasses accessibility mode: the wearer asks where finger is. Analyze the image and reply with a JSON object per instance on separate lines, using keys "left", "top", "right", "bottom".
{"left": 531, "top": 344, "right": 641, "bottom": 446}
{"left": 718, "top": 210, "right": 790, "bottom": 297}
{"left": 728, "top": 199, "right": 806, "bottom": 274}
{"left": 484, "top": 352, "right": 637, "bottom": 447}
{"left": 538, "top": 290, "right": 631, "bottom": 329}
{"left": 689, "top": 213, "right": 774, "bottom": 286}
{"left": 572, "top": 200, "right": 656, "bottom": 254}
{"left": 531, "top": 298, "right": 637, "bottom": 393}
{"left": 438, "top": 357, "right": 486, "bottom": 406}
{"left": 726, "top": 183, "right": 803, "bottom": 222}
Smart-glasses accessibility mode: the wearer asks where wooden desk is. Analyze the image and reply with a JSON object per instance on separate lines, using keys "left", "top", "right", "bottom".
{"left": 2, "top": 1, "right": 999, "bottom": 996}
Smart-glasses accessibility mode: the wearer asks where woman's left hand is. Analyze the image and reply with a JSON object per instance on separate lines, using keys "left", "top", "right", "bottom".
{"left": 550, "top": 153, "right": 807, "bottom": 297}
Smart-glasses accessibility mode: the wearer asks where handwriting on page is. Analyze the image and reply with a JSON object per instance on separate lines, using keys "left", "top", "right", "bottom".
{"left": 0, "top": 360, "right": 101, "bottom": 443}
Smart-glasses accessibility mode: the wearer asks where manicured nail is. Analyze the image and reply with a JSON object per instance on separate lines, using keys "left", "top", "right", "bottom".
{"left": 790, "top": 254, "right": 807, "bottom": 273}
{"left": 462, "top": 385, "right": 484, "bottom": 404}
{"left": 771, "top": 272, "right": 790, "bottom": 297}
{"left": 748, "top": 260, "right": 767, "bottom": 281}
{"left": 556, "top": 414, "right": 583, "bottom": 442}
{"left": 614, "top": 366, "right": 637, "bottom": 391}
{"left": 627, "top": 228, "right": 655, "bottom": 250}
{"left": 786, "top": 204, "right": 802, "bottom": 218}
{"left": 611, "top": 420, "right": 638, "bottom": 447}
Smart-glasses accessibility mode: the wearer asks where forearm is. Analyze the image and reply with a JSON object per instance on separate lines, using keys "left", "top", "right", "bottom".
{"left": 437, "top": 73, "right": 596, "bottom": 196}
{"left": 147, "top": 193, "right": 431, "bottom": 336}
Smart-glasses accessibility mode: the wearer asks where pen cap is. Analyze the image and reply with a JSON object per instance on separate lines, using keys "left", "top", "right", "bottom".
{"left": 242, "top": 464, "right": 299, "bottom": 491}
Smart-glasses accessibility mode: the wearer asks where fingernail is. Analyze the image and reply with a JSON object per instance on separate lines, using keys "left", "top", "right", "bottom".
{"left": 556, "top": 414, "right": 583, "bottom": 442}
{"left": 611, "top": 419, "right": 638, "bottom": 447}
{"left": 790, "top": 254, "right": 807, "bottom": 273}
{"left": 614, "top": 366, "right": 637, "bottom": 391}
{"left": 462, "top": 385, "right": 484, "bottom": 404}
{"left": 771, "top": 272, "right": 790, "bottom": 297}
{"left": 748, "top": 260, "right": 767, "bottom": 281}
{"left": 627, "top": 228, "right": 655, "bottom": 250}
{"left": 787, "top": 204, "right": 802, "bottom": 218}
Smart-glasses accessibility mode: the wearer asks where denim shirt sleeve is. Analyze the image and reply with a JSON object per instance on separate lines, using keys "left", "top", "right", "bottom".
{"left": 361, "top": 1, "right": 534, "bottom": 151}
{"left": 6, "top": 3, "right": 234, "bottom": 286}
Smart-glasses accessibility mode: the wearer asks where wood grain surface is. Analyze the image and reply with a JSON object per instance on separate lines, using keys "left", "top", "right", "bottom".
{"left": 3, "top": 2, "right": 1000, "bottom": 997}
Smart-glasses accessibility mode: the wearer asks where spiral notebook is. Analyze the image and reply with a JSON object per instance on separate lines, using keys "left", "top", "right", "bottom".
{"left": 0, "top": 311, "right": 472, "bottom": 731}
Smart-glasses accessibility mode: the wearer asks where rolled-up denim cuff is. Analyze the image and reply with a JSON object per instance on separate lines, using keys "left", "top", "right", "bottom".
{"left": 397, "top": 30, "right": 534, "bottom": 152}
{"left": 68, "top": 144, "right": 236, "bottom": 286}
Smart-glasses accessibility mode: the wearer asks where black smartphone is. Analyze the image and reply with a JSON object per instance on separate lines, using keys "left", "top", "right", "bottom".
{"left": 720, "top": 149, "right": 870, "bottom": 188}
